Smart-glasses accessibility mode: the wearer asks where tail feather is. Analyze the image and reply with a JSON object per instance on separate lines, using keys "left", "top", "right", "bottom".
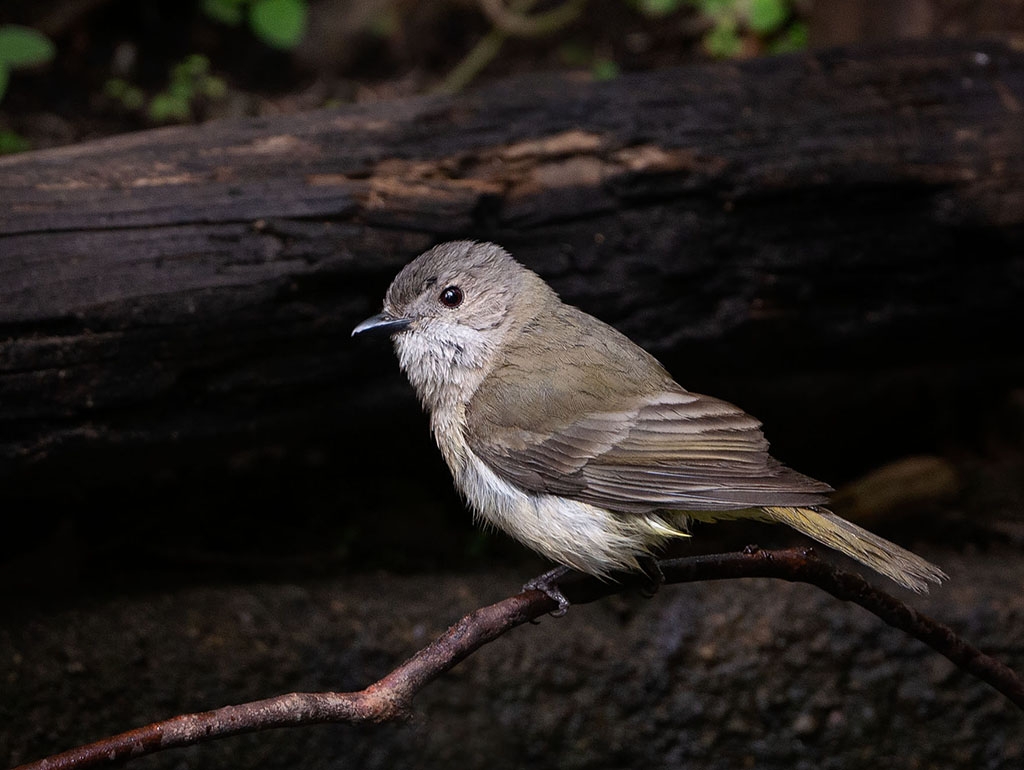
{"left": 761, "top": 506, "right": 947, "bottom": 593}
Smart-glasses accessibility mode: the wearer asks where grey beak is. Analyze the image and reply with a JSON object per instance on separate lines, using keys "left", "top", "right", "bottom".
{"left": 352, "top": 311, "right": 411, "bottom": 337}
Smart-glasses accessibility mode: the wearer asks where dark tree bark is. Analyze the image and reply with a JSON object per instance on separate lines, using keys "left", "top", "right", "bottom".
{"left": 1, "top": 38, "right": 1022, "bottom": 529}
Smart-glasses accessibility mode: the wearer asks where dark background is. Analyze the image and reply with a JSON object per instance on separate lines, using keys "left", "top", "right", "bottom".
{"left": 1, "top": 3, "right": 1023, "bottom": 769}
{"left": 1, "top": 0, "right": 1021, "bottom": 600}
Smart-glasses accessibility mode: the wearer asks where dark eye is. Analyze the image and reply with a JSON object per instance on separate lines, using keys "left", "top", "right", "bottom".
{"left": 439, "top": 285, "right": 463, "bottom": 308}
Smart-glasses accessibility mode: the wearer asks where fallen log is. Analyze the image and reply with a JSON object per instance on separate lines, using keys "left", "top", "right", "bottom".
{"left": 1, "top": 38, "right": 1022, "bottom": 527}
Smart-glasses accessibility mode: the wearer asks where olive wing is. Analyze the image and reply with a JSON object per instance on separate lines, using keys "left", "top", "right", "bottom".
{"left": 466, "top": 377, "right": 830, "bottom": 514}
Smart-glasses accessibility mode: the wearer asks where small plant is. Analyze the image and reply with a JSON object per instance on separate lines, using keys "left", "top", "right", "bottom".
{"left": 0, "top": 24, "right": 56, "bottom": 153}
{"left": 636, "top": 0, "right": 687, "bottom": 14}
{"left": 558, "top": 42, "right": 621, "bottom": 81}
{"left": 202, "top": 0, "right": 308, "bottom": 50}
{"left": 0, "top": 24, "right": 56, "bottom": 103}
{"left": 0, "top": 129, "right": 31, "bottom": 154}
{"left": 637, "top": 0, "right": 807, "bottom": 58}
{"left": 105, "top": 54, "right": 227, "bottom": 124}
{"left": 100, "top": 0, "right": 309, "bottom": 127}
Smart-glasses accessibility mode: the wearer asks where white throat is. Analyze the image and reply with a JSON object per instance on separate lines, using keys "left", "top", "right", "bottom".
{"left": 392, "top": 322, "right": 499, "bottom": 415}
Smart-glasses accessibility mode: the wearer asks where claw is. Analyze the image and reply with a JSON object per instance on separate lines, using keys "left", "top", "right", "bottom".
{"left": 523, "top": 565, "right": 574, "bottom": 616}
{"left": 637, "top": 556, "right": 665, "bottom": 599}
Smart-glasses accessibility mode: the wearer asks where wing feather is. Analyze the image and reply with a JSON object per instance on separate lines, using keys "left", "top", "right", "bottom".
{"left": 466, "top": 310, "right": 830, "bottom": 514}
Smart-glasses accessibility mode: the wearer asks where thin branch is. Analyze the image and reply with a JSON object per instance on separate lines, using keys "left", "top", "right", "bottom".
{"left": 433, "top": 0, "right": 586, "bottom": 95}
{"left": 12, "top": 547, "right": 1023, "bottom": 770}
{"left": 657, "top": 547, "right": 1024, "bottom": 708}
{"left": 478, "top": 0, "right": 588, "bottom": 38}
{"left": 432, "top": 25, "right": 508, "bottom": 95}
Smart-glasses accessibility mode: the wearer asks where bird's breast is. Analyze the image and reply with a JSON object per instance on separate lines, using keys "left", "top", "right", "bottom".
{"left": 429, "top": 402, "right": 472, "bottom": 479}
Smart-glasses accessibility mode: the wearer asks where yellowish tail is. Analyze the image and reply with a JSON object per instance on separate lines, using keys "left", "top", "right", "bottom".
{"left": 761, "top": 506, "right": 947, "bottom": 593}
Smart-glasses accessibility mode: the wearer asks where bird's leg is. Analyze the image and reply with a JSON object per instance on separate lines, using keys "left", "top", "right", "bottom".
{"left": 637, "top": 555, "right": 665, "bottom": 598}
{"left": 522, "top": 565, "right": 574, "bottom": 616}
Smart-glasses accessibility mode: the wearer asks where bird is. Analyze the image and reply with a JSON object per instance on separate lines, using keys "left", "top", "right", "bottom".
{"left": 352, "top": 241, "right": 945, "bottom": 611}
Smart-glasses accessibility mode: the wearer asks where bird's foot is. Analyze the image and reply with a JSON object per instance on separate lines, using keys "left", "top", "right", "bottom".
{"left": 522, "top": 565, "right": 574, "bottom": 617}
{"left": 637, "top": 556, "right": 665, "bottom": 598}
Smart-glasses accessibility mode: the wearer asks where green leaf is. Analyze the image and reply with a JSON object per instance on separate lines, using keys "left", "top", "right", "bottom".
{"left": 0, "top": 64, "right": 9, "bottom": 103}
{"left": 748, "top": 0, "right": 788, "bottom": 35}
{"left": 768, "top": 21, "right": 808, "bottom": 54}
{"left": 104, "top": 78, "right": 145, "bottom": 110}
{"left": 104, "top": 77, "right": 129, "bottom": 99}
{"left": 0, "top": 128, "right": 31, "bottom": 154}
{"left": 249, "top": 0, "right": 307, "bottom": 50}
{"left": 121, "top": 85, "right": 146, "bottom": 111}
{"left": 148, "top": 92, "right": 191, "bottom": 123}
{"left": 169, "top": 78, "right": 194, "bottom": 100}
{"left": 202, "top": 0, "right": 246, "bottom": 26}
{"left": 170, "top": 54, "right": 209, "bottom": 84}
{"left": 201, "top": 75, "right": 228, "bottom": 99}
{"left": 0, "top": 25, "right": 57, "bottom": 68}
{"left": 698, "top": 0, "right": 737, "bottom": 18}
{"left": 639, "top": 0, "right": 684, "bottom": 17}
{"left": 591, "top": 58, "right": 620, "bottom": 81}
{"left": 183, "top": 54, "right": 211, "bottom": 77}
{"left": 704, "top": 21, "right": 742, "bottom": 58}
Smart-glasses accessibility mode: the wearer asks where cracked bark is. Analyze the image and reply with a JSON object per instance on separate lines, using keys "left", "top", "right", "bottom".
{"left": 2, "top": 39, "right": 1023, "bottom": 491}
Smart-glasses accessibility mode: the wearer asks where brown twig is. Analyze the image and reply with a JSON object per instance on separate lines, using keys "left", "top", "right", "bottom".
{"left": 433, "top": 0, "right": 586, "bottom": 95}
{"left": 12, "top": 547, "right": 1023, "bottom": 770}
{"left": 478, "top": 0, "right": 588, "bottom": 38}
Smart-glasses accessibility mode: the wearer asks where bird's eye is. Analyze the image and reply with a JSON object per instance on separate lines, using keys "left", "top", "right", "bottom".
{"left": 439, "top": 286, "right": 464, "bottom": 308}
